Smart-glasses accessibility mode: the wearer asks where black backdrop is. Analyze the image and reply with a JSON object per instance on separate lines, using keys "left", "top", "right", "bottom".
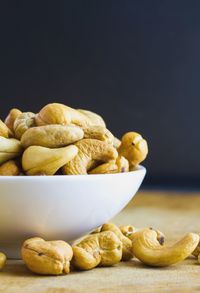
{"left": 0, "top": 1, "right": 200, "bottom": 187}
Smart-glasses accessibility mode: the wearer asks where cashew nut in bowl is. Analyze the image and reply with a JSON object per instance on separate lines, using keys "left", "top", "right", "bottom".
{"left": 89, "top": 161, "right": 118, "bottom": 174}
{"left": 21, "top": 237, "right": 73, "bottom": 275}
{"left": 0, "top": 120, "right": 13, "bottom": 138}
{"left": 14, "top": 112, "right": 36, "bottom": 139}
{"left": 22, "top": 145, "right": 78, "bottom": 175}
{"left": 131, "top": 228, "right": 199, "bottom": 267}
{"left": 72, "top": 231, "right": 122, "bottom": 270}
{"left": 118, "top": 132, "right": 148, "bottom": 167}
{"left": 89, "top": 156, "right": 129, "bottom": 174}
{"left": 100, "top": 223, "right": 134, "bottom": 261}
{"left": 0, "top": 252, "right": 6, "bottom": 270}
{"left": 63, "top": 139, "right": 118, "bottom": 175}
{"left": 0, "top": 160, "right": 21, "bottom": 176}
{"left": 35, "top": 103, "right": 92, "bottom": 127}
{"left": 4, "top": 108, "right": 22, "bottom": 132}
{"left": 82, "top": 125, "right": 114, "bottom": 144}
{"left": 0, "top": 137, "right": 22, "bottom": 164}
{"left": 21, "top": 125, "right": 84, "bottom": 148}
{"left": 77, "top": 109, "right": 106, "bottom": 127}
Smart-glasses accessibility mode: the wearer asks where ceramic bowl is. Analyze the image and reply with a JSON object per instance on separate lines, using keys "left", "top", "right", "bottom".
{"left": 0, "top": 166, "right": 146, "bottom": 258}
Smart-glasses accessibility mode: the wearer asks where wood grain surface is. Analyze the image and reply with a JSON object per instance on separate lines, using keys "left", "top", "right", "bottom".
{"left": 0, "top": 191, "right": 200, "bottom": 293}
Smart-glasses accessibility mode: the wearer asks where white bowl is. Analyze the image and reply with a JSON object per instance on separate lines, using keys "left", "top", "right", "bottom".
{"left": 0, "top": 166, "right": 146, "bottom": 259}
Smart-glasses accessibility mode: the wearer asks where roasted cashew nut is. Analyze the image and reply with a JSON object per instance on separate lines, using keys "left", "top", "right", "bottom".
{"left": 35, "top": 103, "right": 93, "bottom": 127}
{"left": 72, "top": 231, "right": 122, "bottom": 270}
{"left": 131, "top": 228, "right": 199, "bottom": 267}
{"left": 0, "top": 137, "right": 22, "bottom": 164}
{"left": 14, "top": 112, "right": 36, "bottom": 139}
{"left": 100, "top": 223, "right": 133, "bottom": 261}
{"left": 63, "top": 139, "right": 118, "bottom": 175}
{"left": 4, "top": 108, "right": 22, "bottom": 132}
{"left": 0, "top": 120, "right": 13, "bottom": 138}
{"left": 89, "top": 156, "right": 129, "bottom": 174}
{"left": 82, "top": 125, "right": 114, "bottom": 144}
{"left": 21, "top": 237, "right": 73, "bottom": 275}
{"left": 21, "top": 125, "right": 84, "bottom": 148}
{"left": 0, "top": 160, "right": 21, "bottom": 176}
{"left": 192, "top": 233, "right": 200, "bottom": 258}
{"left": 118, "top": 132, "right": 148, "bottom": 167}
{"left": 22, "top": 145, "right": 78, "bottom": 175}
{"left": 77, "top": 109, "right": 106, "bottom": 127}
{"left": 0, "top": 252, "right": 6, "bottom": 270}
{"left": 120, "top": 225, "right": 138, "bottom": 238}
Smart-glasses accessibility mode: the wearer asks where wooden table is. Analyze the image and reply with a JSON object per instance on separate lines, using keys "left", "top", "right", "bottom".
{"left": 1, "top": 191, "right": 200, "bottom": 293}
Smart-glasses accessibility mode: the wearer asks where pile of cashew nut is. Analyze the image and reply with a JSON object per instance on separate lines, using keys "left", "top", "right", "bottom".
{"left": 0, "top": 103, "right": 148, "bottom": 176}
{"left": 0, "top": 224, "right": 200, "bottom": 275}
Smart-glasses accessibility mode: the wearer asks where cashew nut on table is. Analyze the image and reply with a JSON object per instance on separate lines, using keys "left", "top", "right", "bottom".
{"left": 0, "top": 102, "right": 148, "bottom": 176}
{"left": 131, "top": 228, "right": 199, "bottom": 267}
{"left": 21, "top": 237, "right": 73, "bottom": 275}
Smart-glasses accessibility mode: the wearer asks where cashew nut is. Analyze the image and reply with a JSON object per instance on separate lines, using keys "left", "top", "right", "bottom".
{"left": 21, "top": 237, "right": 73, "bottom": 275}
{"left": 14, "top": 112, "right": 36, "bottom": 139}
{"left": 0, "top": 160, "right": 21, "bottom": 176}
{"left": 4, "top": 108, "right": 22, "bottom": 132}
{"left": 63, "top": 139, "right": 118, "bottom": 175}
{"left": 77, "top": 109, "right": 106, "bottom": 127}
{"left": 118, "top": 132, "right": 148, "bottom": 167}
{"left": 0, "top": 137, "right": 22, "bottom": 164}
{"left": 131, "top": 228, "right": 199, "bottom": 267}
{"left": 192, "top": 233, "right": 200, "bottom": 258}
{"left": 89, "top": 156, "right": 129, "bottom": 174}
{"left": 22, "top": 145, "right": 78, "bottom": 175}
{"left": 72, "top": 231, "right": 122, "bottom": 270}
{"left": 0, "top": 252, "right": 6, "bottom": 270}
{"left": 21, "top": 125, "right": 84, "bottom": 148}
{"left": 120, "top": 225, "right": 137, "bottom": 238}
{"left": 35, "top": 103, "right": 92, "bottom": 127}
{"left": 82, "top": 125, "right": 114, "bottom": 144}
{"left": 100, "top": 223, "right": 133, "bottom": 261}
{"left": 0, "top": 120, "right": 13, "bottom": 138}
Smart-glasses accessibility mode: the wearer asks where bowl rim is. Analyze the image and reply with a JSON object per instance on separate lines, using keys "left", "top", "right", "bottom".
{"left": 0, "top": 165, "right": 146, "bottom": 181}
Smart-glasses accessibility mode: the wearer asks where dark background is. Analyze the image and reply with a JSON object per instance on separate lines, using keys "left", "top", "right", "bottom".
{"left": 0, "top": 1, "right": 200, "bottom": 188}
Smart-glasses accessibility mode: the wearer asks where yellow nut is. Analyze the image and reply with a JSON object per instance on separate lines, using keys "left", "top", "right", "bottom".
{"left": 100, "top": 223, "right": 134, "bottom": 261}
{"left": 21, "top": 237, "right": 73, "bottom": 275}
{"left": 14, "top": 112, "right": 36, "bottom": 139}
{"left": 118, "top": 132, "right": 148, "bottom": 167}
{"left": 82, "top": 125, "right": 114, "bottom": 144}
{"left": 22, "top": 145, "right": 78, "bottom": 175}
{"left": 131, "top": 228, "right": 199, "bottom": 267}
{"left": 63, "top": 139, "right": 118, "bottom": 175}
{"left": 4, "top": 108, "right": 22, "bottom": 132}
{"left": 72, "top": 231, "right": 122, "bottom": 270}
{"left": 21, "top": 125, "right": 84, "bottom": 148}
{"left": 192, "top": 233, "right": 200, "bottom": 258}
{"left": 0, "top": 120, "right": 13, "bottom": 138}
{"left": 0, "top": 137, "right": 22, "bottom": 165}
{"left": 35, "top": 103, "right": 92, "bottom": 127}
{"left": 89, "top": 161, "right": 118, "bottom": 174}
{"left": 120, "top": 225, "right": 137, "bottom": 238}
{"left": 0, "top": 252, "right": 6, "bottom": 270}
{"left": 77, "top": 109, "right": 106, "bottom": 127}
{"left": 0, "top": 160, "right": 21, "bottom": 176}
{"left": 89, "top": 156, "right": 129, "bottom": 174}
